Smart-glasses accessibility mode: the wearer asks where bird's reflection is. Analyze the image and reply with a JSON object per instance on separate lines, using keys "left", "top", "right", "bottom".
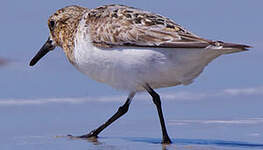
{"left": 67, "top": 135, "right": 102, "bottom": 145}
{"left": 65, "top": 135, "right": 174, "bottom": 150}
{"left": 60, "top": 135, "right": 263, "bottom": 150}
{"left": 121, "top": 137, "right": 263, "bottom": 149}
{"left": 162, "top": 144, "right": 172, "bottom": 150}
{"left": 83, "top": 136, "right": 101, "bottom": 145}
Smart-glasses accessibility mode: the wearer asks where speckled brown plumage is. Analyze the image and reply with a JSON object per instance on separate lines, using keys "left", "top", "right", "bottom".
{"left": 48, "top": 5, "right": 86, "bottom": 63}
{"left": 82, "top": 5, "right": 249, "bottom": 49}
{"left": 47, "top": 4, "right": 250, "bottom": 63}
{"left": 85, "top": 4, "right": 210, "bottom": 48}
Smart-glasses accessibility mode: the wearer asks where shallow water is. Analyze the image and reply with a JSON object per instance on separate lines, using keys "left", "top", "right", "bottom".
{"left": 1, "top": 100, "right": 263, "bottom": 150}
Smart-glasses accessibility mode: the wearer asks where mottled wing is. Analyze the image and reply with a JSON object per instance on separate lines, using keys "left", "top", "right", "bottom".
{"left": 86, "top": 5, "right": 250, "bottom": 49}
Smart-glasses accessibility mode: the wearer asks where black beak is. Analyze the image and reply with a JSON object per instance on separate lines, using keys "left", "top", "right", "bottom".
{"left": 29, "top": 37, "right": 56, "bottom": 66}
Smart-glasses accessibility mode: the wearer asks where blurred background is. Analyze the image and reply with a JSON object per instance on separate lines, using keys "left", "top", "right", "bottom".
{"left": 0, "top": 0, "right": 262, "bottom": 150}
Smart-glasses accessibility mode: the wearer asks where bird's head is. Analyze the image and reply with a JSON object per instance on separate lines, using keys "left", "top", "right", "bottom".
{"left": 30, "top": 5, "right": 86, "bottom": 66}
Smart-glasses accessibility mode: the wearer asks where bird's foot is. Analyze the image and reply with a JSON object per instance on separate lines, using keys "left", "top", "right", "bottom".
{"left": 161, "top": 136, "right": 172, "bottom": 144}
{"left": 67, "top": 130, "right": 98, "bottom": 139}
{"left": 79, "top": 130, "right": 98, "bottom": 139}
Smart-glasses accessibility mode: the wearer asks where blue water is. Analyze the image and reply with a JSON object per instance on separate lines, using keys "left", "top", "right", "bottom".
{"left": 1, "top": 100, "right": 263, "bottom": 150}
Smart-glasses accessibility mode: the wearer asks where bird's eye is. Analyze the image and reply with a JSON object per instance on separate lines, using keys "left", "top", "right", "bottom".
{"left": 49, "top": 20, "right": 55, "bottom": 31}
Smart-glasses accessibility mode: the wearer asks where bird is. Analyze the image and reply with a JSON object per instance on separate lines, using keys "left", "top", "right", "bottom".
{"left": 29, "top": 4, "right": 250, "bottom": 144}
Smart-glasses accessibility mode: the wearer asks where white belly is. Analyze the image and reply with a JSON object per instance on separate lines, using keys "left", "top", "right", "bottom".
{"left": 73, "top": 33, "right": 222, "bottom": 91}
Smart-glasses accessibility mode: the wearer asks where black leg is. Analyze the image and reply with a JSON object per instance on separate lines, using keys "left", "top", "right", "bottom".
{"left": 78, "top": 92, "right": 136, "bottom": 138}
{"left": 144, "top": 84, "right": 172, "bottom": 144}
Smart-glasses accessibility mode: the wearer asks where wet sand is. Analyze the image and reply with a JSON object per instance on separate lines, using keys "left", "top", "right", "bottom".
{"left": 1, "top": 99, "right": 263, "bottom": 150}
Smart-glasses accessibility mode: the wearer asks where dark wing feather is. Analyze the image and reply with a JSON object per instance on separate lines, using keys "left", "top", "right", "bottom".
{"left": 86, "top": 5, "right": 250, "bottom": 50}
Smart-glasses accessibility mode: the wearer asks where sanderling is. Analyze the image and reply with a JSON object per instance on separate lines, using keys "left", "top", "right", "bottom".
{"left": 30, "top": 4, "right": 250, "bottom": 144}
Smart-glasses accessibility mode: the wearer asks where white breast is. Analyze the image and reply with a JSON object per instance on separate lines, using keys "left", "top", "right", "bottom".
{"left": 73, "top": 19, "right": 223, "bottom": 92}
